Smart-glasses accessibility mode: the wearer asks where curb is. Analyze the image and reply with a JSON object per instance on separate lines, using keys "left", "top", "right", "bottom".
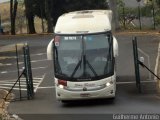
{"left": 0, "top": 33, "right": 53, "bottom": 37}
{"left": 115, "top": 31, "right": 160, "bottom": 36}
{"left": 0, "top": 31, "right": 159, "bottom": 37}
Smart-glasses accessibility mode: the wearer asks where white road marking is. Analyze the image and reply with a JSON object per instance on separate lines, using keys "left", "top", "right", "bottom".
{"left": 34, "top": 74, "right": 46, "bottom": 93}
{"left": 0, "top": 56, "right": 16, "bottom": 59}
{"left": 0, "top": 53, "right": 46, "bottom": 59}
{"left": 20, "top": 53, "right": 46, "bottom": 57}
{"left": 37, "top": 86, "right": 55, "bottom": 89}
{"left": 30, "top": 53, "right": 46, "bottom": 56}
{"left": 0, "top": 78, "right": 43, "bottom": 81}
{"left": 31, "top": 59, "right": 48, "bottom": 63}
{"left": 0, "top": 84, "right": 27, "bottom": 87}
{"left": 0, "top": 63, "right": 13, "bottom": 66}
{"left": 1, "top": 71, "right": 8, "bottom": 74}
{"left": 0, "top": 66, "right": 47, "bottom": 74}
{"left": 0, "top": 83, "right": 38, "bottom": 86}
{"left": 0, "top": 76, "right": 44, "bottom": 92}
{"left": 32, "top": 67, "right": 47, "bottom": 70}
{"left": 0, "top": 59, "right": 48, "bottom": 67}
{"left": 0, "top": 62, "right": 17, "bottom": 66}
{"left": 116, "top": 80, "right": 156, "bottom": 85}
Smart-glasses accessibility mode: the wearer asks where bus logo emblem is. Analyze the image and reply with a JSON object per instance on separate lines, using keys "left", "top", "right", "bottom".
{"left": 83, "top": 87, "right": 87, "bottom": 91}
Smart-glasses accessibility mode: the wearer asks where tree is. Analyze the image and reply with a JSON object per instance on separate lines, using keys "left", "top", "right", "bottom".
{"left": 10, "top": 0, "right": 18, "bottom": 35}
{"left": 45, "top": 0, "right": 53, "bottom": 33}
{"left": 156, "top": 0, "right": 160, "bottom": 7}
{"left": 33, "top": 0, "right": 54, "bottom": 33}
{"left": 16, "top": 0, "right": 25, "bottom": 34}
{"left": 52, "top": 0, "right": 109, "bottom": 26}
{"left": 29, "top": 0, "right": 109, "bottom": 32}
{"left": 33, "top": 0, "right": 45, "bottom": 32}
{"left": 24, "top": 0, "right": 36, "bottom": 34}
{"left": 108, "top": 0, "right": 120, "bottom": 30}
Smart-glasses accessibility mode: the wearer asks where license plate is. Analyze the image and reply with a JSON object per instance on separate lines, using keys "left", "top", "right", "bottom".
{"left": 80, "top": 93, "right": 90, "bottom": 97}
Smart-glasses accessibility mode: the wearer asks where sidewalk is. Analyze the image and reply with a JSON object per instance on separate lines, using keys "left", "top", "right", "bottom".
{"left": 115, "top": 30, "right": 160, "bottom": 36}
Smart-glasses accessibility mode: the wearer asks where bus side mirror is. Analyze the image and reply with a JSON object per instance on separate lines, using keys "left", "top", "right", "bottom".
{"left": 113, "top": 36, "right": 118, "bottom": 57}
{"left": 47, "top": 40, "right": 54, "bottom": 60}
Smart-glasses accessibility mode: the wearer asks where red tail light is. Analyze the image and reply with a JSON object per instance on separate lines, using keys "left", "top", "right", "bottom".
{"left": 58, "top": 80, "right": 67, "bottom": 86}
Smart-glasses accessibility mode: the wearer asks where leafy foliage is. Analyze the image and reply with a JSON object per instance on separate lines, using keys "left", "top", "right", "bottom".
{"left": 32, "top": 0, "right": 109, "bottom": 25}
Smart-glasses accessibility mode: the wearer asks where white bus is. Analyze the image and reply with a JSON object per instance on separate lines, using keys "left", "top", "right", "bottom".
{"left": 47, "top": 10, "right": 118, "bottom": 102}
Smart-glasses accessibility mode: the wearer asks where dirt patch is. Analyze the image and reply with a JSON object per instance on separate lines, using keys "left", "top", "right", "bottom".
{"left": 0, "top": 89, "right": 18, "bottom": 120}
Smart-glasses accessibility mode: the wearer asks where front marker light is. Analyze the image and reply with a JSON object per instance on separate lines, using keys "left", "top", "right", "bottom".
{"left": 106, "top": 82, "right": 111, "bottom": 87}
{"left": 106, "top": 81, "right": 114, "bottom": 87}
{"left": 59, "top": 85, "right": 64, "bottom": 89}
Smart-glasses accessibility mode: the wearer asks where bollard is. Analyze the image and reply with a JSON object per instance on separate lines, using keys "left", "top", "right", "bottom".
{"left": 132, "top": 37, "right": 141, "bottom": 93}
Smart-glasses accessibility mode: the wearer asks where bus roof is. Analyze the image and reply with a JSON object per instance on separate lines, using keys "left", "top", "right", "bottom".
{"left": 54, "top": 10, "right": 112, "bottom": 34}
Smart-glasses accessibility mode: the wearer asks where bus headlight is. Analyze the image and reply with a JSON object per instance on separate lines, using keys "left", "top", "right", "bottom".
{"left": 57, "top": 79, "right": 67, "bottom": 89}
{"left": 106, "top": 81, "right": 113, "bottom": 87}
{"left": 59, "top": 85, "right": 64, "bottom": 89}
{"left": 106, "top": 82, "right": 111, "bottom": 87}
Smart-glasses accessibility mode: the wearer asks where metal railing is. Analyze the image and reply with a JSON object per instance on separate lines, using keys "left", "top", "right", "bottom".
{"left": 0, "top": 43, "right": 34, "bottom": 101}
{"left": 132, "top": 36, "right": 160, "bottom": 93}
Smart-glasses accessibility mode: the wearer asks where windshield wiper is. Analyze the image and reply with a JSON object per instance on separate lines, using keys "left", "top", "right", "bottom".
{"left": 104, "top": 35, "right": 113, "bottom": 74}
{"left": 85, "top": 58, "right": 98, "bottom": 77}
{"left": 71, "top": 55, "right": 98, "bottom": 79}
{"left": 70, "top": 55, "right": 83, "bottom": 78}
{"left": 70, "top": 35, "right": 99, "bottom": 79}
{"left": 55, "top": 47, "right": 62, "bottom": 74}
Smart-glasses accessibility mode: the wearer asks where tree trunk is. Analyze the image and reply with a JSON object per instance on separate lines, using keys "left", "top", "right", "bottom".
{"left": 27, "top": 15, "right": 36, "bottom": 34}
{"left": 24, "top": 0, "right": 36, "bottom": 34}
{"left": 108, "top": 0, "right": 120, "bottom": 31}
{"left": 10, "top": 0, "right": 18, "bottom": 35}
{"left": 45, "top": 0, "right": 53, "bottom": 33}
{"left": 40, "top": 4, "right": 44, "bottom": 33}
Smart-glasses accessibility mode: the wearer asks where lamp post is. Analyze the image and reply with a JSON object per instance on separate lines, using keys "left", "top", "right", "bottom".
{"left": 122, "top": 4, "right": 126, "bottom": 29}
{"left": 151, "top": 0, "right": 156, "bottom": 29}
{"left": 40, "top": 3, "right": 44, "bottom": 33}
{"left": 0, "top": 14, "right": 2, "bottom": 34}
{"left": 0, "top": 14, "right": 1, "bottom": 28}
{"left": 137, "top": 0, "right": 142, "bottom": 30}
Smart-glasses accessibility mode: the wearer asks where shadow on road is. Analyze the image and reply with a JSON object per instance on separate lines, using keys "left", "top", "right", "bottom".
{"left": 61, "top": 98, "right": 115, "bottom": 107}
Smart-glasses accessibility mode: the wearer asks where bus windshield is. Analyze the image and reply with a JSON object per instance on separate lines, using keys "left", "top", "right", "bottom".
{"left": 54, "top": 33, "right": 114, "bottom": 81}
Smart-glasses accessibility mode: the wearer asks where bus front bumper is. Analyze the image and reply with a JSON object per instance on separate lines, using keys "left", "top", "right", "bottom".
{"left": 56, "top": 85, "right": 116, "bottom": 101}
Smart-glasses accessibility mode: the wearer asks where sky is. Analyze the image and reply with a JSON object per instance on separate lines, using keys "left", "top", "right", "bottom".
{"left": 0, "top": 0, "right": 9, "bottom": 3}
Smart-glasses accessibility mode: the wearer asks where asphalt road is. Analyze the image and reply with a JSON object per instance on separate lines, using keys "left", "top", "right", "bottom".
{"left": 0, "top": 34, "right": 160, "bottom": 120}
